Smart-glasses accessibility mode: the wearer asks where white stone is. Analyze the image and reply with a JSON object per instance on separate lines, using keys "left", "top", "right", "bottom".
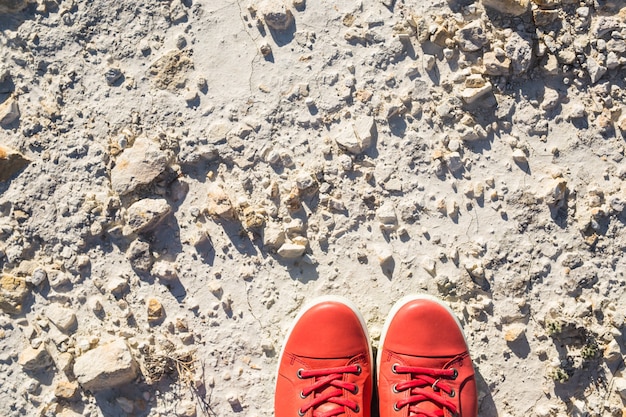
{"left": 151, "top": 260, "right": 178, "bottom": 281}
{"left": 586, "top": 56, "right": 607, "bottom": 84}
{"left": 614, "top": 376, "right": 626, "bottom": 400}
{"left": 377, "top": 202, "right": 397, "bottom": 228}
{"left": 18, "top": 345, "right": 53, "bottom": 371}
{"left": 460, "top": 83, "right": 492, "bottom": 104}
{"left": 110, "top": 136, "right": 169, "bottom": 196}
{"left": 335, "top": 116, "right": 376, "bottom": 154}
{"left": 0, "top": 97, "right": 20, "bottom": 126}
{"left": 73, "top": 339, "right": 138, "bottom": 391}
{"left": 277, "top": 242, "right": 306, "bottom": 258}
{"left": 512, "top": 149, "right": 527, "bottom": 163}
{"left": 45, "top": 304, "right": 77, "bottom": 333}
{"left": 123, "top": 198, "right": 172, "bottom": 236}
{"left": 541, "top": 88, "right": 559, "bottom": 111}
{"left": 482, "top": 0, "right": 530, "bottom": 16}
{"left": 260, "top": 0, "right": 294, "bottom": 30}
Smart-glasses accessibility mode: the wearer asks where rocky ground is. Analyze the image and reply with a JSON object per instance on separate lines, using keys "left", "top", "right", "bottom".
{"left": 1, "top": 0, "right": 626, "bottom": 416}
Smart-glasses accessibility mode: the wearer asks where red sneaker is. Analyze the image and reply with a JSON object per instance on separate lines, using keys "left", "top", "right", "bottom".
{"left": 275, "top": 296, "right": 373, "bottom": 417}
{"left": 377, "top": 295, "right": 477, "bottom": 417}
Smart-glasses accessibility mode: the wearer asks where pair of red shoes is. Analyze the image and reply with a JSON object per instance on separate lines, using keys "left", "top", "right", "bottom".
{"left": 275, "top": 295, "right": 477, "bottom": 417}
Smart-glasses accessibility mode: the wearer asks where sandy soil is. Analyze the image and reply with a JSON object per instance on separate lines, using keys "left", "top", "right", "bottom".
{"left": 1, "top": 0, "right": 626, "bottom": 416}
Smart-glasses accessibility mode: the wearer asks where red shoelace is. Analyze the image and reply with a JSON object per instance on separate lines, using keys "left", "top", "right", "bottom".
{"left": 392, "top": 365, "right": 458, "bottom": 417}
{"left": 297, "top": 365, "right": 362, "bottom": 417}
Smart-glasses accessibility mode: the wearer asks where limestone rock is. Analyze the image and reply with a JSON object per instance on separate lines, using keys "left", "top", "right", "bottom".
{"left": 587, "top": 56, "right": 607, "bottom": 84}
{"left": 148, "top": 50, "right": 193, "bottom": 91}
{"left": 73, "top": 339, "right": 138, "bottom": 391}
{"left": 460, "top": 83, "right": 493, "bottom": 104}
{"left": 0, "top": 274, "right": 29, "bottom": 315}
{"left": 482, "top": 0, "right": 530, "bottom": 16}
{"left": 377, "top": 202, "right": 398, "bottom": 230}
{"left": 482, "top": 52, "right": 510, "bottom": 76}
{"left": 54, "top": 381, "right": 79, "bottom": 400}
{"left": 18, "top": 345, "right": 53, "bottom": 372}
{"left": 592, "top": 16, "right": 621, "bottom": 38}
{"left": 0, "top": 145, "right": 30, "bottom": 182}
{"left": 541, "top": 88, "right": 560, "bottom": 111}
{"left": 335, "top": 116, "right": 376, "bottom": 154}
{"left": 260, "top": 0, "right": 294, "bottom": 30}
{"left": 123, "top": 198, "right": 172, "bottom": 236}
{"left": 277, "top": 242, "right": 306, "bottom": 258}
{"left": 615, "top": 376, "right": 626, "bottom": 401}
{"left": 455, "top": 20, "right": 488, "bottom": 52}
{"left": 504, "top": 323, "right": 526, "bottom": 342}
{"left": 110, "top": 135, "right": 169, "bottom": 196}
{"left": 0, "top": 96, "right": 19, "bottom": 126}
{"left": 207, "top": 182, "right": 235, "bottom": 220}
{"left": 126, "top": 239, "right": 154, "bottom": 272}
{"left": 505, "top": 32, "right": 534, "bottom": 75}
{"left": 263, "top": 222, "right": 286, "bottom": 250}
{"left": 45, "top": 304, "right": 78, "bottom": 333}
{"left": 147, "top": 298, "right": 164, "bottom": 323}
{"left": 151, "top": 260, "right": 178, "bottom": 281}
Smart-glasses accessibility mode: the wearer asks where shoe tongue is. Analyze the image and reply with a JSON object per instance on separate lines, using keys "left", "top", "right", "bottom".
{"left": 408, "top": 397, "right": 443, "bottom": 417}
{"left": 311, "top": 384, "right": 347, "bottom": 415}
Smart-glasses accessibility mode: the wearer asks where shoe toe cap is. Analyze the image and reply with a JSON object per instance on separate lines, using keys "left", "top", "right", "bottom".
{"left": 384, "top": 298, "right": 468, "bottom": 357}
{"left": 285, "top": 301, "right": 369, "bottom": 358}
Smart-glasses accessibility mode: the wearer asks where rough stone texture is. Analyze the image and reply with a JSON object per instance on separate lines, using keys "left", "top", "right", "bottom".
{"left": 0, "top": 274, "right": 29, "bottom": 314}
{"left": 482, "top": 52, "right": 510, "bottom": 76}
{"left": 45, "top": 304, "right": 78, "bottom": 333}
{"left": 505, "top": 32, "right": 534, "bottom": 75}
{"left": 207, "top": 182, "right": 235, "bottom": 220}
{"left": 147, "top": 298, "right": 164, "bottom": 323}
{"left": 54, "top": 381, "right": 79, "bottom": 400}
{"left": 148, "top": 50, "right": 193, "bottom": 91}
{"left": 110, "top": 135, "right": 169, "bottom": 196}
{"left": 455, "top": 20, "right": 488, "bottom": 52}
{"left": 260, "top": 0, "right": 294, "bottom": 30}
{"left": 73, "top": 340, "right": 138, "bottom": 391}
{"left": 277, "top": 242, "right": 306, "bottom": 258}
{"left": 18, "top": 345, "right": 52, "bottom": 372}
{"left": 482, "top": 0, "right": 530, "bottom": 15}
{"left": 0, "top": 145, "right": 30, "bottom": 182}
{"left": 126, "top": 239, "right": 154, "bottom": 272}
{"left": 335, "top": 116, "right": 376, "bottom": 154}
{"left": 0, "top": 97, "right": 19, "bottom": 126}
{"left": 123, "top": 198, "right": 172, "bottom": 236}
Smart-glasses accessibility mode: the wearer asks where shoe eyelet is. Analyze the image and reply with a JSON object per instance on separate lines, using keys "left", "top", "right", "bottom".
{"left": 354, "top": 405, "right": 360, "bottom": 413}
{"left": 391, "top": 363, "right": 399, "bottom": 374}
{"left": 449, "top": 389, "right": 456, "bottom": 398}
{"left": 392, "top": 384, "right": 400, "bottom": 394}
{"left": 351, "top": 385, "right": 359, "bottom": 395}
{"left": 450, "top": 368, "right": 458, "bottom": 379}
{"left": 393, "top": 403, "right": 401, "bottom": 412}
{"left": 297, "top": 369, "right": 304, "bottom": 379}
{"left": 355, "top": 364, "right": 362, "bottom": 375}
{"left": 298, "top": 409, "right": 305, "bottom": 416}
{"left": 300, "top": 391, "right": 307, "bottom": 399}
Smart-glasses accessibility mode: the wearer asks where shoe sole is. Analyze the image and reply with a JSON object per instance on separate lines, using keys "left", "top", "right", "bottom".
{"left": 376, "top": 294, "right": 469, "bottom": 384}
{"left": 276, "top": 295, "right": 374, "bottom": 388}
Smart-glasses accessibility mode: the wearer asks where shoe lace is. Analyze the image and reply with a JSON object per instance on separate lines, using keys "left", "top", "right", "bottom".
{"left": 392, "top": 365, "right": 458, "bottom": 417}
{"left": 297, "top": 365, "right": 362, "bottom": 417}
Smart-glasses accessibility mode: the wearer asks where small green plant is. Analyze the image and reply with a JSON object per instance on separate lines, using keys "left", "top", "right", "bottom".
{"left": 545, "top": 320, "right": 562, "bottom": 336}
{"left": 550, "top": 367, "right": 569, "bottom": 383}
{"left": 581, "top": 341, "right": 598, "bottom": 360}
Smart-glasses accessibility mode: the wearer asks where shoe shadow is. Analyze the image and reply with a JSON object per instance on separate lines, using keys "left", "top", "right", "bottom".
{"left": 475, "top": 368, "right": 498, "bottom": 417}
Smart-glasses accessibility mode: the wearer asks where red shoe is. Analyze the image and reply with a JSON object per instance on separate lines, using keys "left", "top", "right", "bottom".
{"left": 275, "top": 296, "right": 373, "bottom": 417}
{"left": 377, "top": 295, "right": 477, "bottom": 417}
